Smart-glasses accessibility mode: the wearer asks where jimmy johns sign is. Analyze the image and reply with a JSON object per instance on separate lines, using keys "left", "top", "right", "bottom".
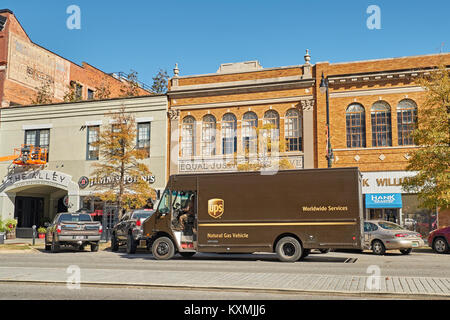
{"left": 78, "top": 175, "right": 156, "bottom": 189}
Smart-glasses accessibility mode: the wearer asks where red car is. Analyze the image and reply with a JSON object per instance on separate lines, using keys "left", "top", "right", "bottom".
{"left": 428, "top": 226, "right": 450, "bottom": 254}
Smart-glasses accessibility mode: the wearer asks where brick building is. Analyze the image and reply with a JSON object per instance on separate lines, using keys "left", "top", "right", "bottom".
{"left": 166, "top": 52, "right": 450, "bottom": 233}
{"left": 0, "top": 9, "right": 150, "bottom": 107}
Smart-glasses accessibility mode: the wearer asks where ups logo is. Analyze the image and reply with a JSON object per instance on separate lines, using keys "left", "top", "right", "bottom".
{"left": 208, "top": 199, "right": 224, "bottom": 219}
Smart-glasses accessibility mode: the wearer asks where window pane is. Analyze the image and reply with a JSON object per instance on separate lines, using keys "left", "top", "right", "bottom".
{"left": 137, "top": 123, "right": 151, "bottom": 158}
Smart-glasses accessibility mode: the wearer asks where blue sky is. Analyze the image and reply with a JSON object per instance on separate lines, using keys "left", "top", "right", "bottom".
{"left": 3, "top": 0, "right": 449, "bottom": 86}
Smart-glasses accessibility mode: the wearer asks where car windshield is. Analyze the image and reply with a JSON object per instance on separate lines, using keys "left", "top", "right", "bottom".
{"left": 378, "top": 221, "right": 404, "bottom": 230}
{"left": 132, "top": 211, "right": 154, "bottom": 220}
{"left": 58, "top": 214, "right": 92, "bottom": 222}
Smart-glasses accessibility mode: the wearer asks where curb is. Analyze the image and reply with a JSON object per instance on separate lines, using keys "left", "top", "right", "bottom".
{"left": 1, "top": 279, "right": 449, "bottom": 300}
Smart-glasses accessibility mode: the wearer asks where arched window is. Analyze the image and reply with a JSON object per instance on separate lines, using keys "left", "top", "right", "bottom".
{"left": 285, "top": 109, "right": 302, "bottom": 152}
{"left": 371, "top": 101, "right": 392, "bottom": 147}
{"left": 346, "top": 103, "right": 366, "bottom": 148}
{"left": 201, "top": 115, "right": 216, "bottom": 156}
{"left": 221, "top": 113, "right": 237, "bottom": 155}
{"left": 181, "top": 116, "right": 195, "bottom": 157}
{"left": 397, "top": 99, "right": 417, "bottom": 146}
{"left": 242, "top": 112, "right": 258, "bottom": 154}
{"left": 263, "top": 110, "right": 280, "bottom": 153}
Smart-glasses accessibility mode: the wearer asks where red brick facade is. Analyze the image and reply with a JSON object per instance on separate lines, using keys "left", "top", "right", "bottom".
{"left": 0, "top": 10, "right": 149, "bottom": 107}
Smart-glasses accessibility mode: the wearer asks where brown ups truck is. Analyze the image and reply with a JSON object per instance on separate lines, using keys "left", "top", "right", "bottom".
{"left": 143, "top": 167, "right": 364, "bottom": 262}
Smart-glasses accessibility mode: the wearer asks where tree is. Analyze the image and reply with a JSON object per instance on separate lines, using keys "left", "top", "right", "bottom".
{"left": 402, "top": 64, "right": 450, "bottom": 210}
{"left": 120, "top": 70, "right": 141, "bottom": 97}
{"left": 90, "top": 105, "right": 156, "bottom": 218}
{"left": 95, "top": 80, "right": 112, "bottom": 100}
{"left": 151, "top": 69, "right": 169, "bottom": 94}
{"left": 63, "top": 82, "right": 82, "bottom": 102}
{"left": 31, "top": 80, "right": 53, "bottom": 105}
{"left": 235, "top": 123, "right": 295, "bottom": 172}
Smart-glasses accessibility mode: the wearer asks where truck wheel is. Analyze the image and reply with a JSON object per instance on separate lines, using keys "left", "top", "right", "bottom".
{"left": 372, "top": 240, "right": 386, "bottom": 255}
{"left": 432, "top": 237, "right": 449, "bottom": 254}
{"left": 126, "top": 234, "right": 137, "bottom": 254}
{"left": 275, "top": 236, "right": 303, "bottom": 262}
{"left": 152, "top": 237, "right": 175, "bottom": 260}
{"left": 179, "top": 252, "right": 196, "bottom": 258}
{"left": 111, "top": 233, "right": 119, "bottom": 252}
{"left": 91, "top": 242, "right": 99, "bottom": 252}
{"left": 51, "top": 236, "right": 59, "bottom": 253}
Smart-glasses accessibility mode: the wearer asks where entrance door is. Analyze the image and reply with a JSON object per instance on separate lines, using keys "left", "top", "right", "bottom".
{"left": 14, "top": 197, "right": 44, "bottom": 228}
{"left": 369, "top": 208, "right": 399, "bottom": 224}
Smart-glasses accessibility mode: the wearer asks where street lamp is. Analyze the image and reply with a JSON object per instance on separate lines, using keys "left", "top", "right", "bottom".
{"left": 319, "top": 72, "right": 334, "bottom": 168}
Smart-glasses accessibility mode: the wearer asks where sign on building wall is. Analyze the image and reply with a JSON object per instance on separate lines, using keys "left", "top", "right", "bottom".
{"left": 0, "top": 170, "right": 72, "bottom": 192}
{"left": 361, "top": 171, "right": 418, "bottom": 194}
{"left": 7, "top": 34, "right": 71, "bottom": 100}
{"left": 365, "top": 193, "right": 403, "bottom": 208}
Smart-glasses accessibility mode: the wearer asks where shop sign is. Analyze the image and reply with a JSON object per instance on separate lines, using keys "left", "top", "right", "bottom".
{"left": 1, "top": 170, "right": 71, "bottom": 191}
{"left": 365, "top": 193, "right": 402, "bottom": 208}
{"left": 361, "top": 171, "right": 418, "bottom": 194}
{"left": 81, "top": 175, "right": 156, "bottom": 188}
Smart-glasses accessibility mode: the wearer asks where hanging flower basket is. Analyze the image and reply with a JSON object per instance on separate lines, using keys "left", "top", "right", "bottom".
{"left": 5, "top": 219, "right": 17, "bottom": 240}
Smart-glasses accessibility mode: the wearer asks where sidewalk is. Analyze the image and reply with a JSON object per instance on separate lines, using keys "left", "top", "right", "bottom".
{"left": 0, "top": 264, "right": 448, "bottom": 298}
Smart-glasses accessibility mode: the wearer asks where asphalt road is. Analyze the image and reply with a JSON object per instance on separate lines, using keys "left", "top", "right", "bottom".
{"left": 0, "top": 247, "right": 447, "bottom": 278}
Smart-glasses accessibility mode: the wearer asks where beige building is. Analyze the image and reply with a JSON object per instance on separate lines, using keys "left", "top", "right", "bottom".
{"left": 0, "top": 95, "right": 167, "bottom": 235}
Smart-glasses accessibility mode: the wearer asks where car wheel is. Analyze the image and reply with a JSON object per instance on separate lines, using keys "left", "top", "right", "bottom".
{"left": 51, "top": 235, "right": 59, "bottom": 253}
{"left": 319, "top": 249, "right": 331, "bottom": 254}
{"left": 400, "top": 248, "right": 412, "bottom": 255}
{"left": 275, "top": 236, "right": 303, "bottom": 262}
{"left": 111, "top": 233, "right": 119, "bottom": 252}
{"left": 91, "top": 242, "right": 99, "bottom": 252}
{"left": 126, "top": 234, "right": 137, "bottom": 254}
{"left": 372, "top": 240, "right": 386, "bottom": 255}
{"left": 432, "top": 237, "right": 449, "bottom": 254}
{"left": 179, "top": 252, "right": 196, "bottom": 258}
{"left": 152, "top": 237, "right": 175, "bottom": 260}
{"left": 44, "top": 235, "right": 51, "bottom": 251}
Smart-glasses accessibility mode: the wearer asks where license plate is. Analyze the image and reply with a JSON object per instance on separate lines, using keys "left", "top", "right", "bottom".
{"left": 73, "top": 236, "right": 85, "bottom": 240}
{"left": 412, "top": 241, "right": 419, "bottom": 247}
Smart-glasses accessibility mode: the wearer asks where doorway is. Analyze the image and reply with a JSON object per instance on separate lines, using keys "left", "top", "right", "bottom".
{"left": 369, "top": 208, "right": 400, "bottom": 224}
{"left": 14, "top": 196, "right": 44, "bottom": 228}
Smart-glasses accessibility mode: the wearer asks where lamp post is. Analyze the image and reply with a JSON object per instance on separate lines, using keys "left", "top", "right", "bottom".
{"left": 319, "top": 73, "right": 333, "bottom": 168}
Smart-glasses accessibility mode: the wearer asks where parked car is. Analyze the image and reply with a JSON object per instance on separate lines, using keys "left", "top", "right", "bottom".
{"left": 428, "top": 226, "right": 450, "bottom": 254}
{"left": 45, "top": 212, "right": 102, "bottom": 253}
{"left": 363, "top": 220, "right": 424, "bottom": 255}
{"left": 111, "top": 209, "right": 155, "bottom": 254}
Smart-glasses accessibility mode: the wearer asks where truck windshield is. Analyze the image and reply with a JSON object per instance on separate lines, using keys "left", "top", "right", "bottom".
{"left": 59, "top": 214, "right": 92, "bottom": 222}
{"left": 132, "top": 211, "right": 154, "bottom": 219}
{"left": 157, "top": 189, "right": 171, "bottom": 214}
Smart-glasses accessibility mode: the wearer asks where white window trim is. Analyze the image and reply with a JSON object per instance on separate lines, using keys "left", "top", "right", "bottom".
{"left": 85, "top": 120, "right": 102, "bottom": 126}
{"left": 22, "top": 124, "right": 53, "bottom": 130}
{"left": 136, "top": 117, "right": 154, "bottom": 123}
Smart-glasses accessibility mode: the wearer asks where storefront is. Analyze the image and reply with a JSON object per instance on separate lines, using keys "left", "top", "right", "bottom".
{"left": 0, "top": 95, "right": 168, "bottom": 237}
{"left": 361, "top": 171, "right": 436, "bottom": 236}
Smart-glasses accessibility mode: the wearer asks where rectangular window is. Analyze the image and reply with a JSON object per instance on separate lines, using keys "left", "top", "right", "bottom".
{"left": 87, "top": 126, "right": 100, "bottom": 160}
{"left": 87, "top": 89, "right": 94, "bottom": 100}
{"left": 75, "top": 83, "right": 83, "bottom": 100}
{"left": 25, "top": 129, "right": 50, "bottom": 161}
{"left": 137, "top": 122, "right": 151, "bottom": 158}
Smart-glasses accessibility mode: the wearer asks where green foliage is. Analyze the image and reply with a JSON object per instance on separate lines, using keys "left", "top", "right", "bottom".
{"left": 4, "top": 219, "right": 17, "bottom": 232}
{"left": 63, "top": 82, "right": 82, "bottom": 102}
{"left": 151, "top": 69, "right": 169, "bottom": 94}
{"left": 0, "top": 220, "right": 5, "bottom": 233}
{"left": 37, "top": 227, "right": 47, "bottom": 234}
{"left": 402, "top": 64, "right": 450, "bottom": 210}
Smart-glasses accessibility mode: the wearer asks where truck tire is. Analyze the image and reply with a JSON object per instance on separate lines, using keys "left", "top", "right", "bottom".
{"left": 300, "top": 248, "right": 311, "bottom": 259}
{"left": 111, "top": 233, "right": 119, "bottom": 252}
{"left": 51, "top": 236, "right": 60, "bottom": 253}
{"left": 179, "top": 252, "right": 196, "bottom": 258}
{"left": 372, "top": 240, "right": 386, "bottom": 255}
{"left": 152, "top": 237, "right": 175, "bottom": 260}
{"left": 432, "top": 237, "right": 449, "bottom": 254}
{"left": 275, "top": 236, "right": 303, "bottom": 262}
{"left": 126, "top": 234, "right": 137, "bottom": 254}
{"left": 91, "top": 242, "right": 99, "bottom": 252}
